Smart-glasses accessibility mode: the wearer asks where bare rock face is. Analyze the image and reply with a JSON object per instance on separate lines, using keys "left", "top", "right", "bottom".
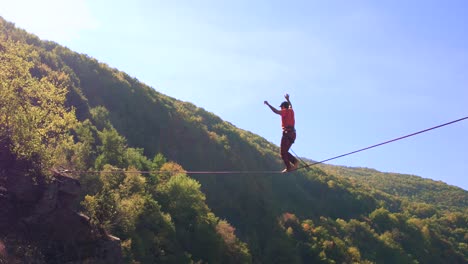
{"left": 0, "top": 144, "right": 122, "bottom": 263}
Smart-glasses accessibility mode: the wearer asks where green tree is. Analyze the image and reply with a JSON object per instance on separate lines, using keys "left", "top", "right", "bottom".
{"left": 131, "top": 197, "right": 188, "bottom": 263}
{"left": 95, "top": 127, "right": 126, "bottom": 169}
{"left": 157, "top": 173, "right": 209, "bottom": 227}
{"left": 90, "top": 106, "right": 112, "bottom": 130}
{"left": 157, "top": 171, "right": 250, "bottom": 263}
{"left": 152, "top": 153, "right": 167, "bottom": 171}
{"left": 370, "top": 207, "right": 398, "bottom": 233}
{"left": 71, "top": 119, "right": 97, "bottom": 170}
{"left": 98, "top": 164, "right": 126, "bottom": 190}
{"left": 216, "top": 220, "right": 252, "bottom": 263}
{"left": 119, "top": 167, "right": 146, "bottom": 197}
{"left": 124, "top": 147, "right": 152, "bottom": 171}
{"left": 0, "top": 39, "right": 76, "bottom": 170}
{"left": 81, "top": 187, "right": 119, "bottom": 231}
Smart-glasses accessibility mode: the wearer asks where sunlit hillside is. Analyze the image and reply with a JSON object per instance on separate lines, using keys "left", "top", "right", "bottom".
{"left": 1, "top": 17, "right": 466, "bottom": 263}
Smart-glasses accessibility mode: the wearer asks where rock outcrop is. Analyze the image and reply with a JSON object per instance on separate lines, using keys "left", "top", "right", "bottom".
{"left": 0, "top": 143, "right": 122, "bottom": 263}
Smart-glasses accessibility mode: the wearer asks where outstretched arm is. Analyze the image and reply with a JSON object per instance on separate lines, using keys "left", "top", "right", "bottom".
{"left": 264, "top": 101, "right": 281, "bottom": 115}
{"left": 285, "top": 94, "right": 292, "bottom": 108}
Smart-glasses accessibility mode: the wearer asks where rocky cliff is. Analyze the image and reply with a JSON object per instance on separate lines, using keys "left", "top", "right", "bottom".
{"left": 0, "top": 141, "right": 122, "bottom": 263}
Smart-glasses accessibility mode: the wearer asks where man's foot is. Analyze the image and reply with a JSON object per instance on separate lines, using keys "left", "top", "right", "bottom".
{"left": 282, "top": 165, "right": 298, "bottom": 173}
{"left": 291, "top": 160, "right": 299, "bottom": 170}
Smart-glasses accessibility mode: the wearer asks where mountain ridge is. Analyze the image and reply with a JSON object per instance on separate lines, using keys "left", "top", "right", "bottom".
{"left": 1, "top": 16, "right": 466, "bottom": 263}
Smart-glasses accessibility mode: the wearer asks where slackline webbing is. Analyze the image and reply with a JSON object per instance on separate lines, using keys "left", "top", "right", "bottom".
{"left": 63, "top": 116, "right": 467, "bottom": 175}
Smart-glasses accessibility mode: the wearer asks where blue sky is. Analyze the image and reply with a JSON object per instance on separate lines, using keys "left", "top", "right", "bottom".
{"left": 1, "top": 0, "right": 467, "bottom": 190}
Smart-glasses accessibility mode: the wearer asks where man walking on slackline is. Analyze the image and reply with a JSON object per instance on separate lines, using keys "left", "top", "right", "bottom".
{"left": 264, "top": 94, "right": 299, "bottom": 173}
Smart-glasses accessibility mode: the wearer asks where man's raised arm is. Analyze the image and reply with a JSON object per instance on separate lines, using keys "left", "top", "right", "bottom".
{"left": 285, "top": 94, "right": 292, "bottom": 108}
{"left": 264, "top": 101, "right": 281, "bottom": 115}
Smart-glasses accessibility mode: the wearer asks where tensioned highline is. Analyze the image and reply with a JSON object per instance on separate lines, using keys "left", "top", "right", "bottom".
{"left": 65, "top": 116, "right": 467, "bottom": 175}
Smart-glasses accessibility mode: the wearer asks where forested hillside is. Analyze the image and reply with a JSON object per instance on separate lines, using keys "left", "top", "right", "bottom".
{"left": 319, "top": 165, "right": 467, "bottom": 211}
{"left": 1, "top": 17, "right": 467, "bottom": 263}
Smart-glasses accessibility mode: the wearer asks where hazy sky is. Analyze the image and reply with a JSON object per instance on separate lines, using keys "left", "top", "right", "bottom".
{"left": 1, "top": 0, "right": 467, "bottom": 190}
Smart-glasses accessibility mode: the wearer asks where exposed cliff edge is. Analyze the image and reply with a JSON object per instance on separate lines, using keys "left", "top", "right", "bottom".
{"left": 0, "top": 142, "right": 122, "bottom": 263}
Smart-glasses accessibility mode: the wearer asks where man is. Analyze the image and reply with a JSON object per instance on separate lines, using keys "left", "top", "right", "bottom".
{"left": 264, "top": 94, "right": 299, "bottom": 173}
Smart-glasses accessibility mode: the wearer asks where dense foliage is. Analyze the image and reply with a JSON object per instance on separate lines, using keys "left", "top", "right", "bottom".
{"left": 0, "top": 37, "right": 76, "bottom": 172}
{"left": 1, "top": 16, "right": 467, "bottom": 263}
{"left": 319, "top": 165, "right": 467, "bottom": 211}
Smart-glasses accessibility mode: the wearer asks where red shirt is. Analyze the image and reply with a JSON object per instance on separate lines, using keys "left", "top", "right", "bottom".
{"left": 281, "top": 108, "right": 295, "bottom": 129}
